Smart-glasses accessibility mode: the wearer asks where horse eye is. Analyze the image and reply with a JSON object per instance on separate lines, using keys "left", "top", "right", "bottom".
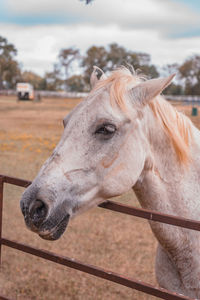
{"left": 95, "top": 124, "right": 116, "bottom": 138}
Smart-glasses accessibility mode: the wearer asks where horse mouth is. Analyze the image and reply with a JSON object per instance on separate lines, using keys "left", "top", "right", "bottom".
{"left": 39, "top": 214, "right": 70, "bottom": 241}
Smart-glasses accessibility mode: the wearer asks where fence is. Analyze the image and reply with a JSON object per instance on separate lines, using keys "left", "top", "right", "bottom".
{"left": 1, "top": 175, "right": 200, "bottom": 300}
{"left": 1, "top": 90, "right": 200, "bottom": 102}
{"left": 165, "top": 95, "right": 200, "bottom": 103}
{"left": 0, "top": 89, "right": 88, "bottom": 99}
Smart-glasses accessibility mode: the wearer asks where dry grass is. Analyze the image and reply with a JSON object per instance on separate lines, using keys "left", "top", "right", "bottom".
{"left": 1, "top": 96, "right": 199, "bottom": 300}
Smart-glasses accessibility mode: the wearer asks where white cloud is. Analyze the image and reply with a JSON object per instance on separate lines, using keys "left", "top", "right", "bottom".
{"left": 1, "top": 0, "right": 200, "bottom": 76}
{"left": 1, "top": 22, "right": 200, "bottom": 76}
{"left": 6, "top": 0, "right": 200, "bottom": 38}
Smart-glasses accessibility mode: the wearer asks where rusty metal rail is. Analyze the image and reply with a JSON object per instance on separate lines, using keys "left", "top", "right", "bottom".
{"left": 0, "top": 294, "right": 15, "bottom": 300}
{"left": 0, "top": 174, "right": 198, "bottom": 300}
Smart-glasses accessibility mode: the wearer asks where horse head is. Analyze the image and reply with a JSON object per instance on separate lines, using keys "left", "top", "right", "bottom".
{"left": 20, "top": 66, "right": 174, "bottom": 240}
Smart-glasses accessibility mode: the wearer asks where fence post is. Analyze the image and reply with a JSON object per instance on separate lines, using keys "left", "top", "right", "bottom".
{"left": 0, "top": 175, "right": 4, "bottom": 266}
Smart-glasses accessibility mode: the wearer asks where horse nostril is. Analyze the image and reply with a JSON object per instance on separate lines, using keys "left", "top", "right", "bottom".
{"left": 29, "top": 199, "right": 48, "bottom": 225}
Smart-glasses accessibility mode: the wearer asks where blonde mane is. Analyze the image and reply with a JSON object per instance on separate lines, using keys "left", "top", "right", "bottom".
{"left": 95, "top": 67, "right": 193, "bottom": 164}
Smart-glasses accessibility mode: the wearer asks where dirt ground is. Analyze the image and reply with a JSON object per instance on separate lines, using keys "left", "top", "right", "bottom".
{"left": 0, "top": 96, "right": 199, "bottom": 300}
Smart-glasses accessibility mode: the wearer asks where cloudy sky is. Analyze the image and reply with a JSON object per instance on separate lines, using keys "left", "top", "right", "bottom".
{"left": 0, "top": 0, "right": 200, "bottom": 76}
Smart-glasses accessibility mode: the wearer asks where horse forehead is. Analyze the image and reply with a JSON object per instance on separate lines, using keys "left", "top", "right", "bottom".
{"left": 83, "top": 88, "right": 110, "bottom": 113}
{"left": 79, "top": 88, "right": 126, "bottom": 121}
{"left": 66, "top": 89, "right": 115, "bottom": 123}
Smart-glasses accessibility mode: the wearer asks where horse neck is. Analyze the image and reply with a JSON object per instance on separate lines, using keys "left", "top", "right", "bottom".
{"left": 133, "top": 106, "right": 200, "bottom": 251}
{"left": 133, "top": 104, "right": 200, "bottom": 220}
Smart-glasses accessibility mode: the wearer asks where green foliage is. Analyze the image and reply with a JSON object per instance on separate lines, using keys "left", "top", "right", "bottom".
{"left": 162, "top": 63, "right": 183, "bottom": 95}
{"left": 82, "top": 43, "right": 159, "bottom": 90}
{"left": 139, "top": 64, "right": 159, "bottom": 79}
{"left": 81, "top": 45, "right": 108, "bottom": 89}
{"left": 43, "top": 64, "right": 63, "bottom": 91}
{"left": 20, "top": 71, "right": 44, "bottom": 90}
{"left": 179, "top": 55, "right": 200, "bottom": 95}
{"left": 2, "top": 33, "right": 200, "bottom": 95}
{"left": 67, "top": 75, "right": 86, "bottom": 92}
{"left": 163, "top": 83, "right": 184, "bottom": 95}
{"left": 106, "top": 43, "right": 152, "bottom": 71}
{"left": 0, "top": 36, "right": 21, "bottom": 89}
{"left": 107, "top": 43, "right": 131, "bottom": 68}
{"left": 58, "top": 48, "right": 80, "bottom": 90}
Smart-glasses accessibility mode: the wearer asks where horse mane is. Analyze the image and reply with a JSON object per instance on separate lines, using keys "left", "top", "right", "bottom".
{"left": 95, "top": 66, "right": 193, "bottom": 164}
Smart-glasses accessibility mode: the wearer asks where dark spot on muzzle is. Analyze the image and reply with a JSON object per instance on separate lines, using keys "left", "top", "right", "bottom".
{"left": 39, "top": 213, "right": 70, "bottom": 241}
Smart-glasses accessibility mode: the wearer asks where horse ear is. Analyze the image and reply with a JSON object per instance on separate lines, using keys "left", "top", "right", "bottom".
{"left": 130, "top": 74, "right": 175, "bottom": 104}
{"left": 90, "top": 66, "right": 107, "bottom": 89}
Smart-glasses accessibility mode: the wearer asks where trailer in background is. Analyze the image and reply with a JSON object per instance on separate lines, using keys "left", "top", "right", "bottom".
{"left": 16, "top": 83, "right": 34, "bottom": 100}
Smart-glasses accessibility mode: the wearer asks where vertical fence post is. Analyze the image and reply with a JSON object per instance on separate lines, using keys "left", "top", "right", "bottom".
{"left": 0, "top": 175, "right": 4, "bottom": 265}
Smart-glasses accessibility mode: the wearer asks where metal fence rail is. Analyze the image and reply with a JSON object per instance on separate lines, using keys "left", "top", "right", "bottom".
{"left": 0, "top": 294, "right": 15, "bottom": 300}
{"left": 0, "top": 174, "right": 198, "bottom": 300}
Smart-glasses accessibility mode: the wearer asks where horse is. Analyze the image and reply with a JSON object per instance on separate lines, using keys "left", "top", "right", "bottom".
{"left": 20, "top": 66, "right": 200, "bottom": 298}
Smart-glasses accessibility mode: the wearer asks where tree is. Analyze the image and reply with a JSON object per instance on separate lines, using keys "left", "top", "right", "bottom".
{"left": 163, "top": 63, "right": 179, "bottom": 77}
{"left": 134, "top": 63, "right": 158, "bottom": 79}
{"left": 0, "top": 36, "right": 21, "bottom": 89}
{"left": 106, "top": 43, "right": 158, "bottom": 78}
{"left": 106, "top": 43, "right": 129, "bottom": 69}
{"left": 44, "top": 64, "right": 63, "bottom": 91}
{"left": 82, "top": 45, "right": 108, "bottom": 88}
{"left": 58, "top": 48, "right": 79, "bottom": 90}
{"left": 163, "top": 83, "right": 183, "bottom": 95}
{"left": 161, "top": 63, "right": 182, "bottom": 95}
{"left": 82, "top": 43, "right": 159, "bottom": 90}
{"left": 107, "top": 43, "right": 149, "bottom": 70}
{"left": 21, "top": 71, "right": 44, "bottom": 90}
{"left": 67, "top": 75, "right": 86, "bottom": 92}
{"left": 179, "top": 55, "right": 200, "bottom": 95}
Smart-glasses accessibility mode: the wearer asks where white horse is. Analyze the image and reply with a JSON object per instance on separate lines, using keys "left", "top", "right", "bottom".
{"left": 20, "top": 66, "right": 200, "bottom": 298}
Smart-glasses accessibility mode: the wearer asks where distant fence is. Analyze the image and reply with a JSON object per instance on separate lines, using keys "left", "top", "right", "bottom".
{"left": 165, "top": 95, "right": 200, "bottom": 103}
{"left": 1, "top": 89, "right": 200, "bottom": 102}
{"left": 0, "top": 89, "right": 16, "bottom": 96}
{"left": 1, "top": 174, "right": 200, "bottom": 300}
{"left": 38, "top": 90, "right": 88, "bottom": 98}
{"left": 0, "top": 89, "right": 87, "bottom": 98}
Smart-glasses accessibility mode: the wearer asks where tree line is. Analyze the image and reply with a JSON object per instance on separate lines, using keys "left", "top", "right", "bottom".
{"left": 1, "top": 35, "right": 200, "bottom": 95}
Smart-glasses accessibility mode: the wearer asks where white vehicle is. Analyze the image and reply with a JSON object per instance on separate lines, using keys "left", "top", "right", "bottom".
{"left": 16, "top": 83, "right": 34, "bottom": 100}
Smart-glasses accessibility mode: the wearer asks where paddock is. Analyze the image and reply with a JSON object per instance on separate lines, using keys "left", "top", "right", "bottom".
{"left": 2, "top": 174, "right": 200, "bottom": 300}
{"left": 1, "top": 96, "right": 200, "bottom": 299}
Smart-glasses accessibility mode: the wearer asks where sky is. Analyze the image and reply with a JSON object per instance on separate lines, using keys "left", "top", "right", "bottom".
{"left": 0, "top": 0, "right": 200, "bottom": 76}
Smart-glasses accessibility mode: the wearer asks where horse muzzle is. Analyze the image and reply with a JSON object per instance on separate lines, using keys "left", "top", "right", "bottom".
{"left": 20, "top": 187, "right": 70, "bottom": 240}
{"left": 38, "top": 213, "right": 70, "bottom": 240}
